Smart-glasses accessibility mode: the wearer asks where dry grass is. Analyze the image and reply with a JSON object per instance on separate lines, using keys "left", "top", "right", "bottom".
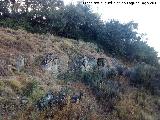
{"left": 0, "top": 26, "right": 118, "bottom": 77}
{"left": 115, "top": 91, "right": 142, "bottom": 120}
{"left": 0, "top": 27, "right": 159, "bottom": 120}
{"left": 113, "top": 88, "right": 160, "bottom": 120}
{"left": 0, "top": 80, "right": 5, "bottom": 91}
{"left": 6, "top": 79, "right": 23, "bottom": 93}
{"left": 12, "top": 82, "right": 104, "bottom": 120}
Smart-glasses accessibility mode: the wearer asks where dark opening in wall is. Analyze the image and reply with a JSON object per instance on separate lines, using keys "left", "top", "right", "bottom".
{"left": 97, "top": 58, "right": 105, "bottom": 67}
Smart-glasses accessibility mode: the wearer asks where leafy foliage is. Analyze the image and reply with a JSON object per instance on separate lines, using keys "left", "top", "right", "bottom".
{"left": 22, "top": 80, "right": 38, "bottom": 97}
{"left": 129, "top": 63, "right": 157, "bottom": 89}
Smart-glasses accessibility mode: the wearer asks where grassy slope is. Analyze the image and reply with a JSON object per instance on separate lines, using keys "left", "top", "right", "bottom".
{"left": 0, "top": 27, "right": 159, "bottom": 120}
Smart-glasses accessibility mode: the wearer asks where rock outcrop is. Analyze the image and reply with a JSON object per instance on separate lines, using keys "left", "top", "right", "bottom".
{"left": 41, "top": 53, "right": 59, "bottom": 74}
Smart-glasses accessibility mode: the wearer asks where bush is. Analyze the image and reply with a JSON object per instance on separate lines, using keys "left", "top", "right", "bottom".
{"left": 80, "top": 68, "right": 122, "bottom": 112}
{"left": 57, "top": 71, "right": 83, "bottom": 84}
{"left": 150, "top": 79, "right": 160, "bottom": 95}
{"left": 0, "top": 18, "right": 32, "bottom": 31}
{"left": 115, "top": 64, "right": 127, "bottom": 76}
{"left": 22, "top": 80, "right": 45, "bottom": 102}
{"left": 104, "top": 80, "right": 121, "bottom": 98}
{"left": 22, "top": 80, "right": 38, "bottom": 97}
{"left": 129, "top": 63, "right": 157, "bottom": 89}
{"left": 0, "top": 80, "right": 5, "bottom": 91}
{"left": 94, "top": 79, "right": 122, "bottom": 113}
{"left": 122, "top": 68, "right": 132, "bottom": 78}
{"left": 107, "top": 67, "right": 118, "bottom": 78}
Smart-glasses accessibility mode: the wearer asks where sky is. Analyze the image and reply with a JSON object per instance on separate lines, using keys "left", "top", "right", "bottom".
{"left": 64, "top": 0, "right": 160, "bottom": 57}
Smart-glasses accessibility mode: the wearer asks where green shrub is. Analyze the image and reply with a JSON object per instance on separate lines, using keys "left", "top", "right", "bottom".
{"left": 22, "top": 80, "right": 45, "bottom": 102}
{"left": 29, "top": 87, "right": 45, "bottom": 102}
{"left": 0, "top": 18, "right": 32, "bottom": 31}
{"left": 22, "top": 80, "right": 38, "bottom": 97}
{"left": 0, "top": 80, "right": 5, "bottom": 91}
{"left": 57, "top": 71, "right": 83, "bottom": 83}
{"left": 130, "top": 63, "right": 157, "bottom": 89}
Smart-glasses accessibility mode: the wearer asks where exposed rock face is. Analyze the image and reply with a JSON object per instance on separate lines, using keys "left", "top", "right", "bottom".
{"left": 69, "top": 55, "right": 84, "bottom": 72}
{"left": 36, "top": 91, "right": 60, "bottom": 111}
{"left": 81, "top": 56, "right": 97, "bottom": 72}
{"left": 69, "top": 55, "right": 126, "bottom": 79}
{"left": 97, "top": 58, "right": 129, "bottom": 79}
{"left": 69, "top": 55, "right": 97, "bottom": 72}
{"left": 41, "top": 53, "right": 59, "bottom": 75}
{"left": 40, "top": 53, "right": 69, "bottom": 78}
{"left": 97, "top": 58, "right": 113, "bottom": 79}
{"left": 36, "top": 90, "right": 83, "bottom": 111}
{"left": 16, "top": 55, "right": 25, "bottom": 72}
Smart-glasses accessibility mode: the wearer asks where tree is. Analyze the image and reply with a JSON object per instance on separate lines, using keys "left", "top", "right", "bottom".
{"left": 0, "top": 0, "right": 10, "bottom": 18}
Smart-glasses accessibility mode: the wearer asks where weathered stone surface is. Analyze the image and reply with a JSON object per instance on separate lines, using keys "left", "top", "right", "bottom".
{"left": 36, "top": 90, "right": 84, "bottom": 111}
{"left": 41, "top": 53, "right": 59, "bottom": 75}
{"left": 81, "top": 56, "right": 97, "bottom": 72}
{"left": 20, "top": 96, "right": 29, "bottom": 104}
{"left": 68, "top": 55, "right": 84, "bottom": 72}
{"left": 16, "top": 55, "right": 25, "bottom": 72}
{"left": 36, "top": 91, "right": 62, "bottom": 111}
{"left": 69, "top": 55, "right": 97, "bottom": 72}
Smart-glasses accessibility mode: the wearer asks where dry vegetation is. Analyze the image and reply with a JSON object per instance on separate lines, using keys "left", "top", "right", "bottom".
{"left": 0, "top": 27, "right": 159, "bottom": 120}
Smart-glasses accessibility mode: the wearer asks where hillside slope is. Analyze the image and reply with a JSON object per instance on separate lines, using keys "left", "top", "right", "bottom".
{"left": 0, "top": 27, "right": 160, "bottom": 120}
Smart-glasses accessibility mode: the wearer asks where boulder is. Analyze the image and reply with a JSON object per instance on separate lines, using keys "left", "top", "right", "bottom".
{"left": 68, "top": 55, "right": 84, "bottom": 72}
{"left": 36, "top": 91, "right": 55, "bottom": 111}
{"left": 41, "top": 53, "right": 59, "bottom": 75}
{"left": 16, "top": 55, "right": 25, "bottom": 72}
{"left": 69, "top": 55, "right": 97, "bottom": 72}
{"left": 36, "top": 91, "right": 66, "bottom": 111}
{"left": 20, "top": 96, "right": 29, "bottom": 104}
{"left": 81, "top": 56, "right": 97, "bottom": 72}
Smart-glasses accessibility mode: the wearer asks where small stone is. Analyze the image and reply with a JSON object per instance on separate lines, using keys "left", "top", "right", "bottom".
{"left": 21, "top": 96, "right": 29, "bottom": 104}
